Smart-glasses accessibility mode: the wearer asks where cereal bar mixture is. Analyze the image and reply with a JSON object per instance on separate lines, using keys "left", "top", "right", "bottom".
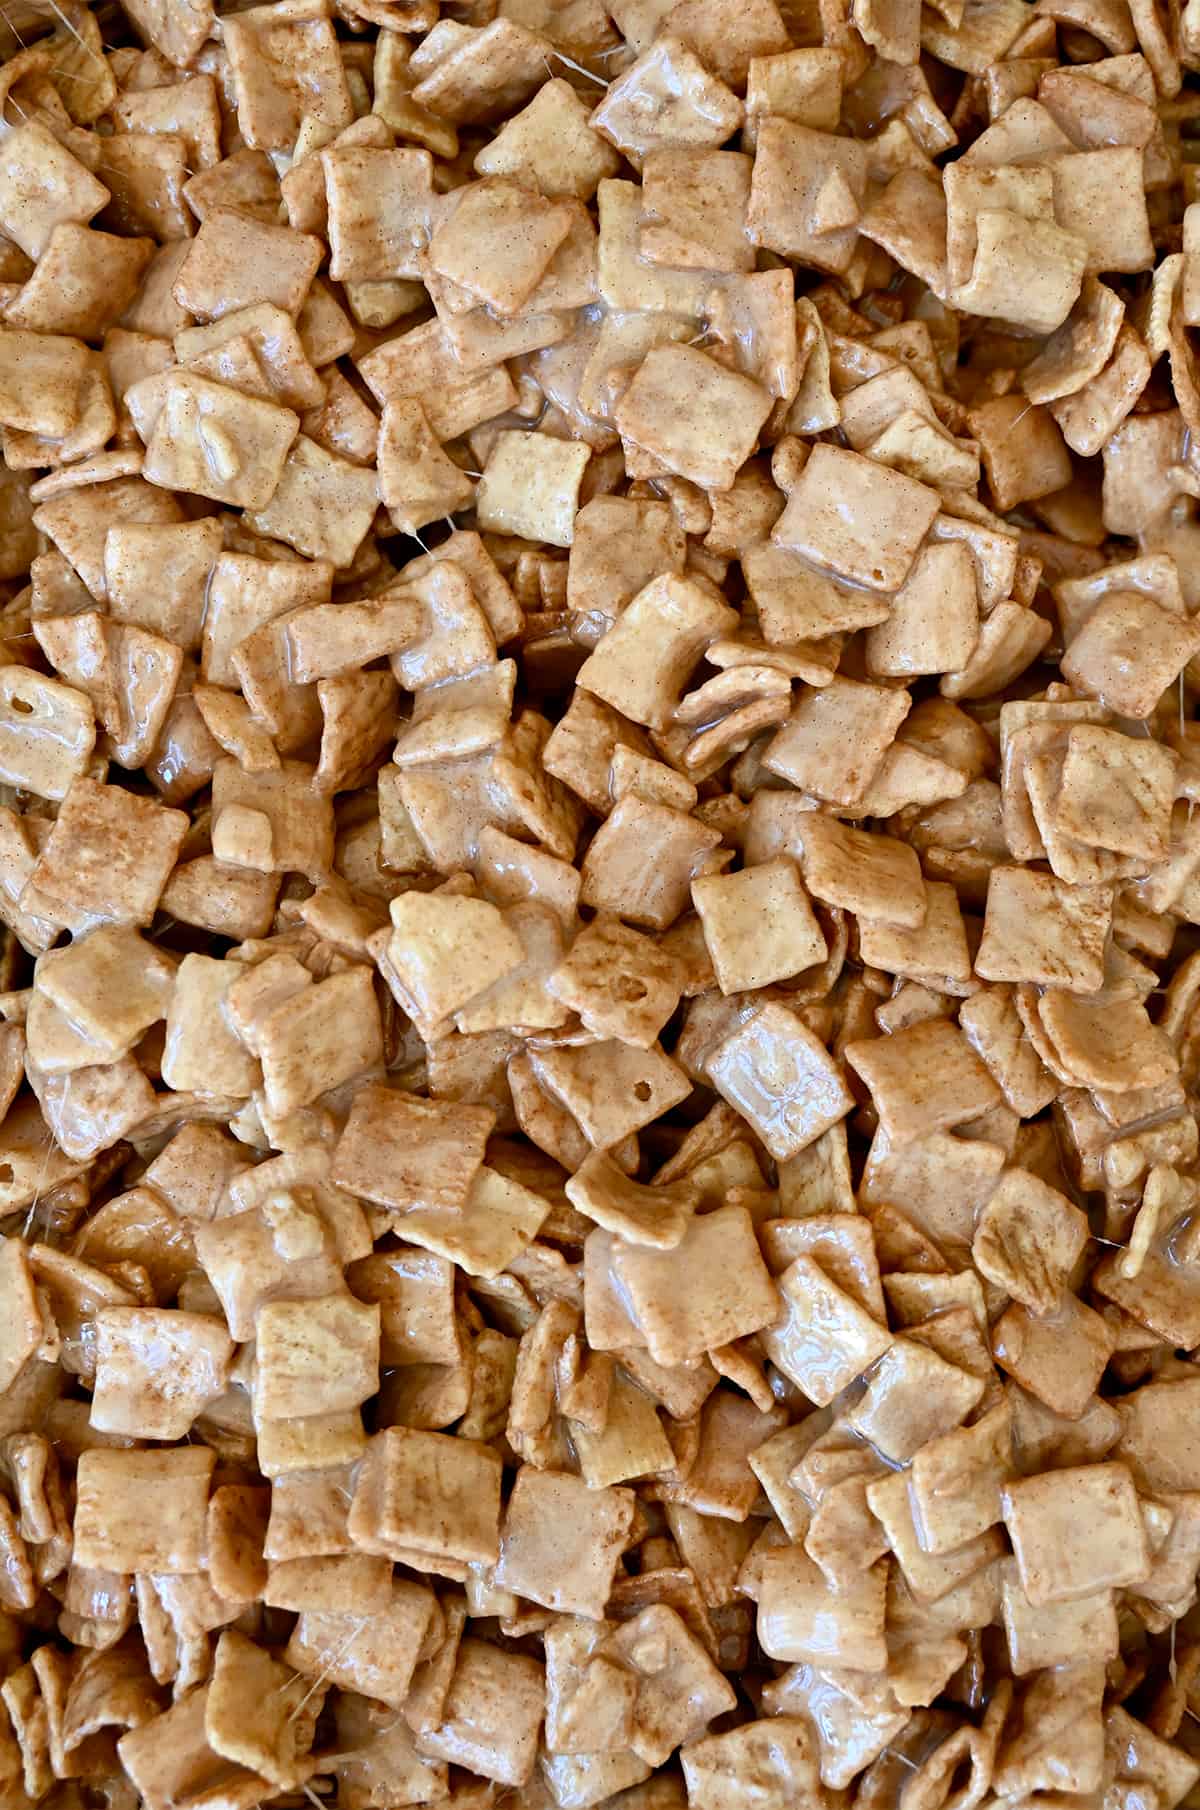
{"left": 5, "top": 0, "right": 1200, "bottom": 1804}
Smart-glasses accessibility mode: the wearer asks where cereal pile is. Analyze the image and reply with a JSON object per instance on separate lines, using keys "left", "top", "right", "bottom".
{"left": 4, "top": 0, "right": 1200, "bottom": 1803}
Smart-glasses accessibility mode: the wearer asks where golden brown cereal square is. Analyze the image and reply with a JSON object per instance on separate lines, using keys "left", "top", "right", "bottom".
{"left": 413, "top": 1638, "right": 545, "bottom": 1788}
{"left": 845, "top": 1018, "right": 1002, "bottom": 1145}
{"left": 1003, "top": 1464, "right": 1149, "bottom": 1605}
{"left": 73, "top": 1447, "right": 214, "bottom": 1575}
{"left": 25, "top": 778, "right": 186, "bottom": 928}
{"left": 640, "top": 149, "right": 754, "bottom": 273}
{"left": 975, "top": 864, "right": 1113, "bottom": 992}
{"left": 762, "top": 676, "right": 911, "bottom": 806}
{"left": 747, "top": 120, "right": 867, "bottom": 275}
{"left": 972, "top": 1168, "right": 1090, "bottom": 1314}
{"left": 0, "top": 124, "right": 109, "bottom": 261}
{"left": 325, "top": 145, "right": 437, "bottom": 282}
{"left": 496, "top": 1467, "right": 636, "bottom": 1618}
{"left": 707, "top": 1000, "right": 852, "bottom": 1161}
{"left": 610, "top": 1203, "right": 779, "bottom": 1365}
{"left": 91, "top": 1307, "right": 233, "bottom": 1441}
{"left": 692, "top": 860, "right": 826, "bottom": 995}
{"left": 474, "top": 78, "right": 620, "bottom": 199}
{"left": 349, "top": 1425, "right": 503, "bottom": 1566}
{"left": 547, "top": 915, "right": 686, "bottom": 1048}
{"left": 614, "top": 345, "right": 772, "bottom": 492}
{"left": 333, "top": 1082, "right": 494, "bottom": 1212}
{"left": 757, "top": 1546, "right": 887, "bottom": 1669}
{"left": 285, "top": 1581, "right": 437, "bottom": 1709}
{"left": 255, "top": 1296, "right": 380, "bottom": 1420}
{"left": 172, "top": 208, "right": 322, "bottom": 321}
{"left": 773, "top": 443, "right": 939, "bottom": 592}
{"left": 591, "top": 37, "right": 743, "bottom": 170}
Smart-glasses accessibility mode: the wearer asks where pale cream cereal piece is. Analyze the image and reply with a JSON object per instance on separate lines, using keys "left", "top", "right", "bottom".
{"left": 385, "top": 890, "right": 522, "bottom": 1034}
{"left": 90, "top": 1308, "right": 233, "bottom": 1440}
{"left": 1055, "top": 727, "right": 1176, "bottom": 861}
{"left": 757, "top": 1546, "right": 887, "bottom": 1669}
{"left": 707, "top": 1000, "right": 852, "bottom": 1161}
{"left": 140, "top": 372, "right": 299, "bottom": 512}
{"left": 104, "top": 518, "right": 222, "bottom": 651}
{"left": 399, "top": 1163, "right": 549, "bottom": 1277}
{"left": 590, "top": 37, "right": 743, "bottom": 170}
{"left": 1051, "top": 323, "right": 1151, "bottom": 457}
{"left": 205, "top": 1630, "right": 318, "bottom": 1792}
{"left": 474, "top": 79, "right": 620, "bottom": 199}
{"left": 547, "top": 915, "right": 684, "bottom": 1047}
{"left": 5, "top": 225, "right": 154, "bottom": 341}
{"left": 639, "top": 149, "right": 753, "bottom": 273}
{"left": 747, "top": 120, "right": 867, "bottom": 276}
{"left": 865, "top": 543, "right": 980, "bottom": 679}
{"left": 496, "top": 1467, "right": 635, "bottom": 1617}
{"left": 161, "top": 954, "right": 261, "bottom": 1098}
{"left": 257, "top": 966, "right": 383, "bottom": 1118}
{"left": 25, "top": 778, "right": 186, "bottom": 928}
{"left": 349, "top": 1425, "right": 502, "bottom": 1566}
{"left": 287, "top": 593, "right": 423, "bottom": 682}
{"left": 845, "top": 1019, "right": 1002, "bottom": 1144}
{"left": 0, "top": 669, "right": 95, "bottom": 802}
{"left": 692, "top": 860, "right": 826, "bottom": 995}
{"left": 975, "top": 865, "right": 1113, "bottom": 992}
{"left": 951, "top": 209, "right": 1087, "bottom": 335}
{"left": 0, "top": 124, "right": 109, "bottom": 261}
{"left": 614, "top": 345, "right": 772, "bottom": 493}
{"left": 210, "top": 758, "right": 334, "bottom": 880}
{"left": 609, "top": 1203, "right": 778, "bottom": 1365}
{"left": 35, "top": 925, "right": 174, "bottom": 1055}
{"left": 1062, "top": 592, "right": 1200, "bottom": 719}
{"left": 378, "top": 399, "right": 474, "bottom": 536}
{"left": 476, "top": 431, "right": 590, "bottom": 547}
{"left": 195, "top": 690, "right": 279, "bottom": 776}
{"left": 212, "top": 804, "right": 276, "bottom": 870}
{"left": 577, "top": 575, "right": 737, "bottom": 731}
{"left": 565, "top": 1149, "right": 696, "bottom": 1249}
{"left": 333, "top": 1083, "right": 493, "bottom": 1212}
{"left": 866, "top": 1468, "right": 1003, "bottom": 1605}
{"left": 762, "top": 1252, "right": 891, "bottom": 1403}
{"left": 175, "top": 304, "right": 325, "bottom": 413}
{"left": 73, "top": 1447, "right": 214, "bottom": 1575}
{"left": 762, "top": 676, "right": 910, "bottom": 807}
{"left": 255, "top": 1295, "right": 380, "bottom": 1420}
{"left": 1003, "top": 1464, "right": 1150, "bottom": 1605}
{"left": 772, "top": 443, "right": 939, "bottom": 592}
{"left": 221, "top": 0, "right": 352, "bottom": 150}
{"left": 172, "top": 209, "right": 322, "bottom": 322}
{"left": 412, "top": 1638, "right": 545, "bottom": 1788}
{"left": 429, "top": 178, "right": 573, "bottom": 315}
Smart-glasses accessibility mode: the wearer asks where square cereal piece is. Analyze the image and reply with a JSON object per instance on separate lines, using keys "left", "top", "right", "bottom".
{"left": 205, "top": 1629, "right": 317, "bottom": 1792}
{"left": 609, "top": 1203, "right": 779, "bottom": 1366}
{"left": 692, "top": 860, "right": 826, "bottom": 995}
{"left": 286, "top": 1581, "right": 436, "bottom": 1710}
{"left": 105, "top": 517, "right": 223, "bottom": 652}
{"left": 73, "top": 1447, "right": 214, "bottom": 1574}
{"left": 349, "top": 1425, "right": 502, "bottom": 1567}
{"left": 255, "top": 1297, "right": 380, "bottom": 1420}
{"left": 1003, "top": 1464, "right": 1149, "bottom": 1606}
{"left": 640, "top": 149, "right": 754, "bottom": 273}
{"left": 118, "top": 1690, "right": 267, "bottom": 1810}
{"left": 245, "top": 435, "right": 380, "bottom": 570}
{"left": 413, "top": 1638, "right": 545, "bottom": 1788}
{"left": 496, "top": 1467, "right": 636, "bottom": 1618}
{"left": 590, "top": 37, "right": 744, "bottom": 170}
{"left": 910, "top": 1399, "right": 1012, "bottom": 1557}
{"left": 25, "top": 778, "right": 186, "bottom": 928}
{"left": 762, "top": 676, "right": 911, "bottom": 808}
{"left": 141, "top": 372, "right": 299, "bottom": 512}
{"left": 745, "top": 46, "right": 843, "bottom": 138}
{"left": 222, "top": 0, "right": 352, "bottom": 151}
{"left": 161, "top": 953, "right": 261, "bottom": 1096}
{"left": 973, "top": 1168, "right": 1089, "bottom": 1315}
{"left": 476, "top": 431, "right": 591, "bottom": 548}
{"left": 773, "top": 444, "right": 939, "bottom": 592}
{"left": 959, "top": 985, "right": 1058, "bottom": 1120}
{"left": 565, "top": 1148, "right": 696, "bottom": 1248}
{"left": 35, "top": 925, "right": 175, "bottom": 1056}
{"left": 173, "top": 209, "right": 322, "bottom": 322}
{"left": 258, "top": 967, "right": 383, "bottom": 1119}
{"left": 1000, "top": 1563, "right": 1118, "bottom": 1677}
{"left": 757, "top": 1546, "right": 887, "bottom": 1669}
{"left": 5, "top": 225, "right": 153, "bottom": 340}
{"left": 91, "top": 1307, "right": 234, "bottom": 1440}
{"left": 707, "top": 1000, "right": 852, "bottom": 1161}
{"left": 210, "top": 758, "right": 334, "bottom": 880}
{"left": 846, "top": 1335, "right": 985, "bottom": 1464}
{"left": 993, "top": 1295, "right": 1116, "bottom": 1422}
{"left": 385, "top": 891, "right": 523, "bottom": 1034}
{"left": 682, "top": 1722, "right": 822, "bottom": 1810}
{"left": 333, "top": 1083, "right": 493, "bottom": 1212}
{"left": 577, "top": 574, "right": 737, "bottom": 732}
{"left": 378, "top": 398, "right": 474, "bottom": 537}
{"left": 797, "top": 815, "right": 927, "bottom": 927}
{"left": 975, "top": 865, "right": 1113, "bottom": 993}
{"left": 532, "top": 1037, "right": 690, "bottom": 1149}
{"left": 0, "top": 330, "right": 92, "bottom": 440}
{"left": 428, "top": 179, "right": 574, "bottom": 316}
{"left": 325, "top": 145, "right": 437, "bottom": 283}
{"left": 398, "top": 1164, "right": 550, "bottom": 1278}
{"left": 1054, "top": 725, "right": 1176, "bottom": 860}
{"left": 474, "top": 78, "right": 620, "bottom": 200}
{"left": 762, "top": 1252, "right": 891, "bottom": 1404}
{"left": 347, "top": 1249, "right": 459, "bottom": 1369}
{"left": 742, "top": 544, "right": 891, "bottom": 644}
{"left": 865, "top": 542, "right": 981, "bottom": 680}
{"left": 858, "top": 880, "right": 972, "bottom": 984}
{"left": 1062, "top": 592, "right": 1200, "bottom": 720}
{"left": 547, "top": 916, "right": 686, "bottom": 1049}
{"left": 0, "top": 1239, "right": 43, "bottom": 1396}
{"left": 614, "top": 345, "right": 772, "bottom": 492}
{"left": 408, "top": 18, "right": 548, "bottom": 125}
{"left": 0, "top": 124, "right": 109, "bottom": 260}
{"left": 845, "top": 1019, "right": 1002, "bottom": 1145}
{"left": 201, "top": 551, "right": 332, "bottom": 688}
{"left": 0, "top": 669, "right": 94, "bottom": 805}
{"left": 603, "top": 1605, "right": 736, "bottom": 1765}
{"left": 747, "top": 120, "right": 867, "bottom": 276}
